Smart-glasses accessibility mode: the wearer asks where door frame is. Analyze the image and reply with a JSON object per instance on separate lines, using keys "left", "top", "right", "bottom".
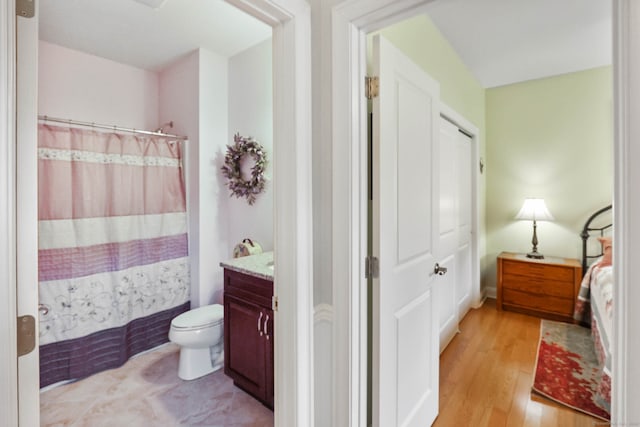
{"left": 331, "top": 2, "right": 438, "bottom": 425}
{"left": 228, "top": 2, "right": 315, "bottom": 425}
{"left": 0, "top": 1, "right": 18, "bottom": 424}
{"left": 612, "top": 1, "right": 640, "bottom": 423}
{"left": 331, "top": 0, "right": 635, "bottom": 425}
{"left": 1, "top": 0, "right": 314, "bottom": 425}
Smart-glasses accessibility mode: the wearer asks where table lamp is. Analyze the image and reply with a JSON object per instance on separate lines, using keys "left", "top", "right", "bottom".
{"left": 515, "top": 198, "right": 554, "bottom": 259}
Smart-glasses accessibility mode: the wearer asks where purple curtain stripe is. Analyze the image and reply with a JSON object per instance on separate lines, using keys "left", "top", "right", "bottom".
{"left": 38, "top": 233, "right": 188, "bottom": 282}
{"left": 39, "top": 301, "right": 190, "bottom": 388}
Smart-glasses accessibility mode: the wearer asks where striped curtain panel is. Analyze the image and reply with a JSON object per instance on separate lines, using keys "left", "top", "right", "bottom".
{"left": 37, "top": 124, "right": 190, "bottom": 388}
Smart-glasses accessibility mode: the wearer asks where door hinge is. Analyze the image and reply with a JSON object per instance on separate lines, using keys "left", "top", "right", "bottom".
{"left": 17, "top": 315, "right": 36, "bottom": 357}
{"left": 16, "top": 0, "right": 35, "bottom": 18}
{"left": 365, "top": 255, "right": 379, "bottom": 279}
{"left": 272, "top": 295, "right": 278, "bottom": 311}
{"left": 365, "top": 76, "right": 379, "bottom": 99}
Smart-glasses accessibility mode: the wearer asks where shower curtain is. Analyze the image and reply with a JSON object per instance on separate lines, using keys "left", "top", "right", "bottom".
{"left": 37, "top": 124, "right": 190, "bottom": 388}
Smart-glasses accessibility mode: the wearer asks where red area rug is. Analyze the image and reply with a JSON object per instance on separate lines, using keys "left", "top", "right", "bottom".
{"left": 532, "top": 320, "right": 610, "bottom": 421}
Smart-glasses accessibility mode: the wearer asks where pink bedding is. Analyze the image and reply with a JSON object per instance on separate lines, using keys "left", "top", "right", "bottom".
{"left": 574, "top": 261, "right": 613, "bottom": 413}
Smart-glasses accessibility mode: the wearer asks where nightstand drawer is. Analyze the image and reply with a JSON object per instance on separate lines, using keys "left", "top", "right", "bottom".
{"left": 502, "top": 289, "right": 573, "bottom": 316}
{"left": 502, "top": 259, "right": 574, "bottom": 282}
{"left": 497, "top": 252, "right": 581, "bottom": 322}
{"left": 502, "top": 273, "right": 574, "bottom": 298}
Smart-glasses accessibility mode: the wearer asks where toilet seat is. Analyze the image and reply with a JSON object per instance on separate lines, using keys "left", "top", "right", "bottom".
{"left": 171, "top": 304, "right": 224, "bottom": 331}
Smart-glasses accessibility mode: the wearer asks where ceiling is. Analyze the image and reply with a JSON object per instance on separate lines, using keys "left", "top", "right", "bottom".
{"left": 424, "top": 0, "right": 612, "bottom": 88}
{"left": 39, "top": 0, "right": 612, "bottom": 87}
{"left": 39, "top": 0, "right": 272, "bottom": 72}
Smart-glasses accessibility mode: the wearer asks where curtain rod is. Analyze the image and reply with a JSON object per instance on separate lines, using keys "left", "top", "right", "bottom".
{"left": 38, "top": 115, "right": 188, "bottom": 140}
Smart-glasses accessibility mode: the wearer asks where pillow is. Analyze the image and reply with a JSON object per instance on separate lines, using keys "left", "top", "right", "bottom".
{"left": 598, "top": 236, "right": 612, "bottom": 267}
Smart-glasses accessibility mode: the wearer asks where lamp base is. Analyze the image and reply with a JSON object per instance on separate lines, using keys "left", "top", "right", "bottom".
{"left": 526, "top": 252, "right": 544, "bottom": 259}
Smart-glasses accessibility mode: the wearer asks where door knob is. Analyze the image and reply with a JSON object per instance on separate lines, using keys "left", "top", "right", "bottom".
{"left": 434, "top": 263, "right": 448, "bottom": 276}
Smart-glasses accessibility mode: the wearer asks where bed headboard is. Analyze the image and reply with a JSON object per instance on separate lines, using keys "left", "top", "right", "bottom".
{"left": 580, "top": 204, "right": 613, "bottom": 274}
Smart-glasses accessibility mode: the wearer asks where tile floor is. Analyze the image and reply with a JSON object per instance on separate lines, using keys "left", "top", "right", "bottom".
{"left": 40, "top": 343, "right": 274, "bottom": 427}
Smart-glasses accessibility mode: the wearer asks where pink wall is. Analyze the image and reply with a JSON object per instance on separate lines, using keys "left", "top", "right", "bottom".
{"left": 38, "top": 41, "right": 159, "bottom": 130}
{"left": 159, "top": 49, "right": 230, "bottom": 308}
{"left": 227, "top": 40, "right": 273, "bottom": 252}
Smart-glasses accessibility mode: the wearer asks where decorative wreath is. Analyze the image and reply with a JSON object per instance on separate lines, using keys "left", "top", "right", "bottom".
{"left": 221, "top": 133, "right": 268, "bottom": 205}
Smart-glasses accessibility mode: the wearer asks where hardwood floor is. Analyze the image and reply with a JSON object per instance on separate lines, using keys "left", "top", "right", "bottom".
{"left": 434, "top": 299, "right": 608, "bottom": 427}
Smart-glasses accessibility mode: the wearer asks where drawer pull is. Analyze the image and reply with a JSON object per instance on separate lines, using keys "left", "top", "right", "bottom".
{"left": 264, "top": 315, "right": 270, "bottom": 340}
{"left": 258, "top": 312, "right": 263, "bottom": 336}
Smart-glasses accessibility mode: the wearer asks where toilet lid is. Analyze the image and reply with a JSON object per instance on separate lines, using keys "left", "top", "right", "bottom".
{"left": 171, "top": 304, "right": 224, "bottom": 329}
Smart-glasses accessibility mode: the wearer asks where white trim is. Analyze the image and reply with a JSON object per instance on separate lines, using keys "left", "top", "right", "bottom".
{"left": 331, "top": 2, "right": 436, "bottom": 426}
{"left": 330, "top": 1, "right": 635, "bottom": 426}
{"left": 3, "top": 0, "right": 314, "bottom": 425}
{"left": 484, "top": 287, "right": 497, "bottom": 301}
{"left": 0, "top": 0, "right": 18, "bottom": 425}
{"left": 273, "top": 8, "right": 315, "bottom": 427}
{"left": 612, "top": 0, "right": 639, "bottom": 424}
{"left": 226, "top": 1, "right": 315, "bottom": 425}
{"left": 314, "top": 303, "right": 334, "bottom": 324}
{"left": 330, "top": 7, "right": 366, "bottom": 427}
{"left": 313, "top": 304, "right": 333, "bottom": 427}
{"left": 16, "top": 2, "right": 42, "bottom": 423}
{"left": 439, "top": 102, "right": 482, "bottom": 310}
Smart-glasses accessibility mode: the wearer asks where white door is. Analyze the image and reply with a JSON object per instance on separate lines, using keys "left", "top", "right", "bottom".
{"left": 435, "top": 117, "right": 473, "bottom": 351}
{"left": 436, "top": 118, "right": 458, "bottom": 351}
{"left": 454, "top": 127, "right": 473, "bottom": 317}
{"left": 371, "top": 35, "right": 440, "bottom": 427}
{"left": 16, "top": 7, "right": 41, "bottom": 427}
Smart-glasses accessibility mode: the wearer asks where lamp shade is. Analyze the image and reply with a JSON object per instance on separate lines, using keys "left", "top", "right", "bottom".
{"left": 515, "top": 198, "right": 554, "bottom": 221}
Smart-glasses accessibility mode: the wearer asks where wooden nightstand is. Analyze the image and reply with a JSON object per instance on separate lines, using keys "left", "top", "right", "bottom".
{"left": 496, "top": 252, "right": 582, "bottom": 322}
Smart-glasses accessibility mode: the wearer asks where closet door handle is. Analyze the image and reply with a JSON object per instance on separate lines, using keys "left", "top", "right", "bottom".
{"left": 434, "top": 263, "right": 448, "bottom": 276}
{"left": 258, "top": 312, "right": 263, "bottom": 336}
{"left": 264, "top": 314, "right": 269, "bottom": 340}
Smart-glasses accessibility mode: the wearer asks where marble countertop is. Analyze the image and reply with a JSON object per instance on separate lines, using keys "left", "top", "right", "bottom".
{"left": 220, "top": 251, "right": 274, "bottom": 281}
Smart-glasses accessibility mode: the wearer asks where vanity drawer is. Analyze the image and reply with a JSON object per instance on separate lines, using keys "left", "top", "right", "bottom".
{"left": 224, "top": 269, "right": 273, "bottom": 308}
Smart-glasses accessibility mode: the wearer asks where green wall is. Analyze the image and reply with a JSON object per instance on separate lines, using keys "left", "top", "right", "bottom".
{"left": 370, "top": 14, "right": 613, "bottom": 297}
{"left": 375, "top": 14, "right": 485, "bottom": 133}
{"left": 485, "top": 66, "right": 613, "bottom": 290}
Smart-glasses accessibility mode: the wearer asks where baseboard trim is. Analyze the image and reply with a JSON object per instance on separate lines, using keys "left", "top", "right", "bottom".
{"left": 484, "top": 286, "right": 497, "bottom": 300}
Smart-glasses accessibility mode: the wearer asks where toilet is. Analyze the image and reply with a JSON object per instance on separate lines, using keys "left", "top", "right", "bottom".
{"left": 168, "top": 304, "right": 224, "bottom": 380}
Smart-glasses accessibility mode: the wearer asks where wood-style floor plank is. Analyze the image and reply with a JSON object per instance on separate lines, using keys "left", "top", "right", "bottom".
{"left": 433, "top": 299, "right": 608, "bottom": 427}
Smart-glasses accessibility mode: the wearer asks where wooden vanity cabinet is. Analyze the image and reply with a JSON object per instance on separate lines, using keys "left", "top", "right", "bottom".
{"left": 223, "top": 269, "right": 274, "bottom": 409}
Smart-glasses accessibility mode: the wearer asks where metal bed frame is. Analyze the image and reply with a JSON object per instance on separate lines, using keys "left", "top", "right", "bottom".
{"left": 580, "top": 204, "right": 613, "bottom": 274}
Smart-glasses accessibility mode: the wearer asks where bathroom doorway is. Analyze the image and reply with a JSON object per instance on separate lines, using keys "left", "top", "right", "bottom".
{"left": 13, "top": 0, "right": 302, "bottom": 424}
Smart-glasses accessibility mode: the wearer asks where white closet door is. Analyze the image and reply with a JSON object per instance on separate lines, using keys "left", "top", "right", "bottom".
{"left": 436, "top": 117, "right": 473, "bottom": 352}
{"left": 456, "top": 129, "right": 473, "bottom": 316}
